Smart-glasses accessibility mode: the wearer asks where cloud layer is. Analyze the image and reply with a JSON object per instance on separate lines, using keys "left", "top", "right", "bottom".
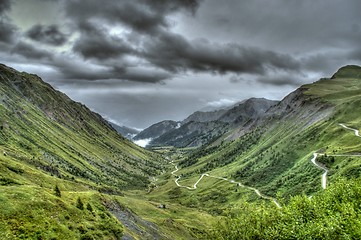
{"left": 26, "top": 24, "right": 68, "bottom": 46}
{"left": 1, "top": 0, "right": 361, "bottom": 128}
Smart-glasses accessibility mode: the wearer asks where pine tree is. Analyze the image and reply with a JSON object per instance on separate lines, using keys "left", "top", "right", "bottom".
{"left": 76, "top": 197, "right": 84, "bottom": 210}
{"left": 54, "top": 185, "right": 61, "bottom": 197}
{"left": 86, "top": 203, "right": 93, "bottom": 212}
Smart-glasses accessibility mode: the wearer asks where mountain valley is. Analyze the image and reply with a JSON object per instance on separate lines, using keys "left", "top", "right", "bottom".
{"left": 1, "top": 64, "right": 361, "bottom": 239}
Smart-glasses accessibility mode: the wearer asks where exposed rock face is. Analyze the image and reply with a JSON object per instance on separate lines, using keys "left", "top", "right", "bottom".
{"left": 109, "top": 122, "right": 140, "bottom": 140}
{"left": 218, "top": 98, "right": 278, "bottom": 123}
{"left": 182, "top": 109, "right": 228, "bottom": 124}
{"left": 226, "top": 87, "right": 334, "bottom": 141}
{"left": 151, "top": 121, "right": 229, "bottom": 147}
{"left": 135, "top": 98, "right": 278, "bottom": 147}
{"left": 265, "top": 87, "right": 333, "bottom": 126}
{"left": 134, "top": 120, "right": 179, "bottom": 140}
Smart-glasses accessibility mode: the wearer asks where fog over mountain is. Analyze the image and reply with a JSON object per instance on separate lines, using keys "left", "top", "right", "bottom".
{"left": 1, "top": 0, "right": 361, "bottom": 128}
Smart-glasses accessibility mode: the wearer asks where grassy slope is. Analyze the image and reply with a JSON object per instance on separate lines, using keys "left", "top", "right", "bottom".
{"left": 0, "top": 64, "right": 165, "bottom": 190}
{"left": 209, "top": 178, "right": 361, "bottom": 239}
{"left": 0, "top": 64, "right": 215, "bottom": 239}
{"left": 2, "top": 63, "right": 361, "bottom": 239}
{"left": 114, "top": 65, "right": 361, "bottom": 238}
{"left": 125, "top": 65, "right": 361, "bottom": 239}
{"left": 149, "top": 66, "right": 361, "bottom": 216}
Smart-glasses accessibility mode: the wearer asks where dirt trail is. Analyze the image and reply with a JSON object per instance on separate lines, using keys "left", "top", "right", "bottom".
{"left": 170, "top": 161, "right": 281, "bottom": 208}
{"left": 339, "top": 123, "right": 361, "bottom": 137}
{"left": 310, "top": 153, "right": 328, "bottom": 189}
{"left": 168, "top": 123, "right": 361, "bottom": 209}
{"left": 310, "top": 123, "right": 361, "bottom": 190}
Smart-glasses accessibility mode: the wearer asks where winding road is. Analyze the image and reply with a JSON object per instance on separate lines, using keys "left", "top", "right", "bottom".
{"left": 339, "top": 123, "right": 361, "bottom": 138}
{"left": 170, "top": 161, "right": 281, "bottom": 208}
{"left": 310, "top": 123, "right": 361, "bottom": 190}
{"left": 168, "top": 123, "right": 360, "bottom": 209}
{"left": 310, "top": 153, "right": 328, "bottom": 189}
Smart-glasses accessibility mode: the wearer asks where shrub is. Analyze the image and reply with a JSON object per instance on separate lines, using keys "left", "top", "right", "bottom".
{"left": 54, "top": 185, "right": 61, "bottom": 197}
{"left": 76, "top": 197, "right": 84, "bottom": 210}
{"left": 209, "top": 178, "right": 361, "bottom": 239}
{"left": 86, "top": 203, "right": 93, "bottom": 212}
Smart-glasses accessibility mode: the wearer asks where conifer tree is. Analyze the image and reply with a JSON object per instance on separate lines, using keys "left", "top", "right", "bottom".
{"left": 86, "top": 203, "right": 93, "bottom": 212}
{"left": 76, "top": 197, "right": 84, "bottom": 210}
{"left": 54, "top": 185, "right": 61, "bottom": 197}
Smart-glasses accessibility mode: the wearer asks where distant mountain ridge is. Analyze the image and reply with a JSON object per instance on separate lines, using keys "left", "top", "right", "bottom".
{"left": 176, "top": 64, "right": 361, "bottom": 199}
{"left": 134, "top": 97, "right": 278, "bottom": 147}
{"left": 133, "top": 120, "right": 180, "bottom": 140}
{"left": 218, "top": 98, "right": 278, "bottom": 123}
{"left": 182, "top": 109, "right": 228, "bottom": 124}
{"left": 108, "top": 121, "right": 140, "bottom": 140}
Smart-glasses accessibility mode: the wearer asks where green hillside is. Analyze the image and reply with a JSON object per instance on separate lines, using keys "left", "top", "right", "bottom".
{"left": 0, "top": 64, "right": 216, "bottom": 239}
{"left": 2, "top": 63, "right": 361, "bottom": 239}
{"left": 0, "top": 64, "right": 165, "bottom": 190}
{"left": 123, "top": 65, "right": 361, "bottom": 239}
{"left": 148, "top": 65, "right": 361, "bottom": 216}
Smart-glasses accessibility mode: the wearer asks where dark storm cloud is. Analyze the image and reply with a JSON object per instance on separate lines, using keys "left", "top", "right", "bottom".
{"left": 192, "top": 0, "right": 361, "bottom": 55}
{"left": 0, "top": 0, "right": 17, "bottom": 44}
{"left": 64, "top": 0, "right": 202, "bottom": 34}
{"left": 73, "top": 21, "right": 134, "bottom": 60}
{"left": 26, "top": 24, "right": 67, "bottom": 46}
{"left": 54, "top": 59, "right": 169, "bottom": 83}
{"left": 4, "top": 0, "right": 361, "bottom": 129}
{"left": 120, "top": 68, "right": 171, "bottom": 83}
{"left": 65, "top": 0, "right": 164, "bottom": 33}
{"left": 256, "top": 75, "right": 303, "bottom": 87}
{"left": 61, "top": 0, "right": 304, "bottom": 79}
{"left": 0, "top": 0, "right": 11, "bottom": 14}
{"left": 0, "top": 21, "right": 17, "bottom": 44}
{"left": 143, "top": 32, "right": 300, "bottom": 75}
{"left": 11, "top": 42, "right": 53, "bottom": 60}
{"left": 143, "top": 0, "right": 202, "bottom": 15}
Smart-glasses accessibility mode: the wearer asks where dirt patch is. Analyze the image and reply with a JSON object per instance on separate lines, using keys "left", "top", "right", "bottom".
{"left": 103, "top": 198, "right": 170, "bottom": 240}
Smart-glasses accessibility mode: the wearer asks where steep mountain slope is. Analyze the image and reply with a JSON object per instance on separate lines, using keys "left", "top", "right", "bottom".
{"left": 133, "top": 120, "right": 179, "bottom": 140}
{"left": 169, "top": 65, "right": 361, "bottom": 203}
{"left": 218, "top": 98, "right": 278, "bottom": 123}
{"left": 109, "top": 121, "right": 140, "bottom": 140}
{"left": 182, "top": 98, "right": 277, "bottom": 124}
{"left": 151, "top": 120, "right": 230, "bottom": 147}
{"left": 138, "top": 98, "right": 277, "bottom": 148}
{"left": 0, "top": 64, "right": 163, "bottom": 190}
{"left": 182, "top": 109, "right": 228, "bottom": 124}
{"left": 0, "top": 64, "right": 179, "bottom": 238}
{"left": 206, "top": 65, "right": 361, "bottom": 238}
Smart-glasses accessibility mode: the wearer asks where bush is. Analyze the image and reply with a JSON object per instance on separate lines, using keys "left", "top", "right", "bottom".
{"left": 54, "top": 185, "right": 61, "bottom": 197}
{"left": 209, "top": 178, "right": 361, "bottom": 239}
{"left": 86, "top": 203, "right": 93, "bottom": 212}
{"left": 76, "top": 197, "right": 84, "bottom": 210}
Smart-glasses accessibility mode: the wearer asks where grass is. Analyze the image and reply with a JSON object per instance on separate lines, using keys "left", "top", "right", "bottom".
{"left": 2, "top": 63, "right": 361, "bottom": 238}
{"left": 0, "top": 64, "right": 167, "bottom": 191}
{"left": 209, "top": 178, "right": 361, "bottom": 239}
{"left": 0, "top": 64, "right": 172, "bottom": 238}
{"left": 115, "top": 193, "right": 216, "bottom": 239}
{"left": 0, "top": 185, "right": 123, "bottom": 239}
{"left": 148, "top": 65, "right": 361, "bottom": 215}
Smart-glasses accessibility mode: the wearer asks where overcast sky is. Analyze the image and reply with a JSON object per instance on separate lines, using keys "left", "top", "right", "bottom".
{"left": 1, "top": 0, "right": 361, "bottom": 129}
